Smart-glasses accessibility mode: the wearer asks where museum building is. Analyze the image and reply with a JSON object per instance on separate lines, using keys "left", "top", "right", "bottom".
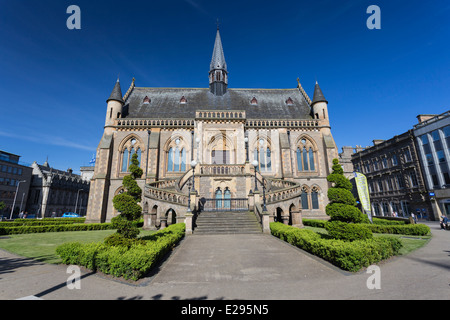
{"left": 86, "top": 28, "right": 339, "bottom": 233}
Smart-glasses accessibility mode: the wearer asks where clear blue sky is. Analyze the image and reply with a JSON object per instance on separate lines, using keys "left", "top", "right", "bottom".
{"left": 0, "top": 0, "right": 449, "bottom": 173}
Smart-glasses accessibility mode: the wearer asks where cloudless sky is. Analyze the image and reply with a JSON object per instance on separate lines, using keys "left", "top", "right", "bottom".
{"left": 0, "top": 0, "right": 449, "bottom": 173}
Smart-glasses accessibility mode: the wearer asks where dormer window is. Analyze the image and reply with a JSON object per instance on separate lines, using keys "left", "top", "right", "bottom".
{"left": 286, "top": 97, "right": 294, "bottom": 105}
{"left": 143, "top": 96, "right": 151, "bottom": 104}
{"left": 180, "top": 96, "right": 187, "bottom": 104}
{"left": 251, "top": 97, "right": 258, "bottom": 105}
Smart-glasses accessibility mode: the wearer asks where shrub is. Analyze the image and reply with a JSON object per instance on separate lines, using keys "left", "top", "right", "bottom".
{"left": 56, "top": 223, "right": 185, "bottom": 281}
{"left": 270, "top": 222, "right": 402, "bottom": 272}
{"left": 364, "top": 223, "right": 430, "bottom": 236}
{"left": 325, "top": 221, "right": 373, "bottom": 241}
{"left": 0, "top": 223, "right": 113, "bottom": 235}
{"left": 112, "top": 153, "right": 143, "bottom": 239}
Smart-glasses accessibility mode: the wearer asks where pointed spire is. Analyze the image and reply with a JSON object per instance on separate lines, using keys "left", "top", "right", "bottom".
{"left": 312, "top": 81, "right": 328, "bottom": 105}
{"left": 210, "top": 28, "right": 227, "bottom": 72}
{"left": 107, "top": 77, "right": 124, "bottom": 104}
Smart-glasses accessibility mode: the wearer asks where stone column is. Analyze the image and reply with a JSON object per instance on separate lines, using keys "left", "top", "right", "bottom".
{"left": 185, "top": 210, "right": 194, "bottom": 235}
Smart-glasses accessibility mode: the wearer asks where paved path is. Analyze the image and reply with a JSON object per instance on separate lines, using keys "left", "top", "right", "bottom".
{"left": 0, "top": 222, "right": 448, "bottom": 300}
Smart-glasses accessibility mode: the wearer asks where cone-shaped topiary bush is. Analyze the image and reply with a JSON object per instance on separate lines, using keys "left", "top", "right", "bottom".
{"left": 109, "top": 153, "right": 143, "bottom": 240}
{"left": 325, "top": 159, "right": 372, "bottom": 241}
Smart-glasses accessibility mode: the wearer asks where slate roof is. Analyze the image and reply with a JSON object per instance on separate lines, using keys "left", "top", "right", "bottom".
{"left": 312, "top": 82, "right": 327, "bottom": 105}
{"left": 123, "top": 87, "right": 313, "bottom": 120}
{"left": 210, "top": 28, "right": 227, "bottom": 72}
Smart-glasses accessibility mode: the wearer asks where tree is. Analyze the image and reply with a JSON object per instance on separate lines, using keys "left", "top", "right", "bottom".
{"left": 110, "top": 153, "right": 143, "bottom": 240}
{"left": 325, "top": 159, "right": 372, "bottom": 241}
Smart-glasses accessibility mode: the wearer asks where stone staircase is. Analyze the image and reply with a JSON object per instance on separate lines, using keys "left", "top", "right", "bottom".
{"left": 194, "top": 211, "right": 262, "bottom": 235}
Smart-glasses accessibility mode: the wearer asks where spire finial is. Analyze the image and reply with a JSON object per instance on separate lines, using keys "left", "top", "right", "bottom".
{"left": 216, "top": 18, "right": 220, "bottom": 30}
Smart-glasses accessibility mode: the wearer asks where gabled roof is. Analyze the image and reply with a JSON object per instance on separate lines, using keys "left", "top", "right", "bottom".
{"left": 123, "top": 87, "right": 313, "bottom": 120}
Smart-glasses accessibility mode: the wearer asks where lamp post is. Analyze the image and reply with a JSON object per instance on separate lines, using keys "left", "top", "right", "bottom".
{"left": 252, "top": 160, "right": 259, "bottom": 192}
{"left": 10, "top": 180, "right": 26, "bottom": 219}
{"left": 244, "top": 136, "right": 249, "bottom": 162}
{"left": 74, "top": 188, "right": 83, "bottom": 214}
{"left": 191, "top": 160, "right": 198, "bottom": 192}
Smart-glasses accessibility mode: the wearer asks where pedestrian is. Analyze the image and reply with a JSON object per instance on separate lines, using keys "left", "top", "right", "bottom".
{"left": 19, "top": 211, "right": 24, "bottom": 219}
{"left": 440, "top": 216, "right": 449, "bottom": 230}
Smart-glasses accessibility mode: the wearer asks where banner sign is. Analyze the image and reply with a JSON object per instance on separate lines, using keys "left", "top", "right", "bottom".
{"left": 354, "top": 172, "right": 373, "bottom": 223}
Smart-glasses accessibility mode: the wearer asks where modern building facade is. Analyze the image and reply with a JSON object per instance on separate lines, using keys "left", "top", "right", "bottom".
{"left": 27, "top": 161, "right": 90, "bottom": 217}
{"left": 413, "top": 112, "right": 450, "bottom": 220}
{"left": 86, "top": 28, "right": 339, "bottom": 229}
{"left": 0, "top": 151, "right": 32, "bottom": 218}
{"left": 351, "top": 131, "right": 433, "bottom": 220}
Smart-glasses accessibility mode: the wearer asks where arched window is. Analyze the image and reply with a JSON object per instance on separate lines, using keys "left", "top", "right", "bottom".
{"left": 309, "top": 148, "right": 315, "bottom": 171}
{"left": 224, "top": 188, "right": 231, "bottom": 209}
{"left": 296, "top": 148, "right": 302, "bottom": 171}
{"left": 302, "top": 147, "right": 309, "bottom": 171}
{"left": 253, "top": 139, "right": 272, "bottom": 172}
{"left": 167, "top": 144, "right": 186, "bottom": 173}
{"left": 311, "top": 187, "right": 319, "bottom": 209}
{"left": 120, "top": 138, "right": 142, "bottom": 173}
{"left": 174, "top": 147, "right": 180, "bottom": 172}
{"left": 301, "top": 188, "right": 309, "bottom": 209}
{"left": 296, "top": 138, "right": 317, "bottom": 172}
{"left": 121, "top": 149, "right": 129, "bottom": 172}
{"left": 215, "top": 188, "right": 222, "bottom": 209}
{"left": 167, "top": 148, "right": 174, "bottom": 172}
{"left": 180, "top": 149, "right": 186, "bottom": 171}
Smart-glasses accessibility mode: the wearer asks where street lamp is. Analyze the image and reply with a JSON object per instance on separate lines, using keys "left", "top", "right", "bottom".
{"left": 10, "top": 180, "right": 26, "bottom": 219}
{"left": 244, "top": 136, "right": 249, "bottom": 162}
{"left": 74, "top": 189, "right": 83, "bottom": 214}
{"left": 191, "top": 160, "right": 198, "bottom": 192}
{"left": 252, "top": 160, "right": 259, "bottom": 192}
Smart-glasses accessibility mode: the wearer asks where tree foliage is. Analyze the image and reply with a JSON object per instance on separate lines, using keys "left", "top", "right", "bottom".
{"left": 325, "top": 159, "right": 371, "bottom": 241}
{"left": 110, "top": 153, "right": 143, "bottom": 239}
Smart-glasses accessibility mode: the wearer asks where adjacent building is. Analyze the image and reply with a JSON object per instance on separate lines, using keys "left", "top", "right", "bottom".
{"left": 351, "top": 131, "right": 433, "bottom": 220}
{"left": 0, "top": 151, "right": 32, "bottom": 218}
{"left": 27, "top": 161, "right": 90, "bottom": 217}
{"left": 413, "top": 112, "right": 450, "bottom": 219}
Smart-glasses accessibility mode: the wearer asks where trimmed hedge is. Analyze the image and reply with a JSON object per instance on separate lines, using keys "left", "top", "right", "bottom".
{"left": 56, "top": 223, "right": 185, "bottom": 281}
{"left": 302, "top": 219, "right": 430, "bottom": 236}
{"left": 325, "top": 221, "right": 373, "bottom": 241}
{"left": 271, "top": 222, "right": 402, "bottom": 272}
{"left": 364, "top": 223, "right": 430, "bottom": 236}
{"left": 0, "top": 218, "right": 86, "bottom": 227}
{"left": 0, "top": 223, "right": 114, "bottom": 235}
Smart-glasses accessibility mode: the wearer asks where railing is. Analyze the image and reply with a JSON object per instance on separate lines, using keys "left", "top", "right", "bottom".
{"left": 116, "top": 119, "right": 195, "bottom": 128}
{"left": 200, "top": 198, "right": 248, "bottom": 212}
{"left": 199, "top": 164, "right": 245, "bottom": 175}
{"left": 145, "top": 180, "right": 189, "bottom": 206}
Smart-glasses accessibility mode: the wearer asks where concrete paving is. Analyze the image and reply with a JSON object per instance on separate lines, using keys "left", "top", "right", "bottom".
{"left": 0, "top": 222, "right": 448, "bottom": 300}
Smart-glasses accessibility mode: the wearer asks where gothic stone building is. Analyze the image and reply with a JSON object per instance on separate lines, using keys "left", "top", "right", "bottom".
{"left": 86, "top": 29, "right": 339, "bottom": 231}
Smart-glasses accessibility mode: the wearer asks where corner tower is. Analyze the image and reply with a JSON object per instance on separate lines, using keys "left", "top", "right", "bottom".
{"left": 209, "top": 27, "right": 228, "bottom": 96}
{"left": 311, "top": 81, "right": 329, "bottom": 121}
{"left": 105, "top": 78, "right": 124, "bottom": 133}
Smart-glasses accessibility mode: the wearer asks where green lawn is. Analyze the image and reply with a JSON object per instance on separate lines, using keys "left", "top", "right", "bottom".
{"left": 0, "top": 229, "right": 156, "bottom": 264}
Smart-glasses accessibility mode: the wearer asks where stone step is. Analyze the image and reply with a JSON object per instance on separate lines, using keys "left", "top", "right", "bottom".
{"left": 194, "top": 211, "right": 262, "bottom": 235}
